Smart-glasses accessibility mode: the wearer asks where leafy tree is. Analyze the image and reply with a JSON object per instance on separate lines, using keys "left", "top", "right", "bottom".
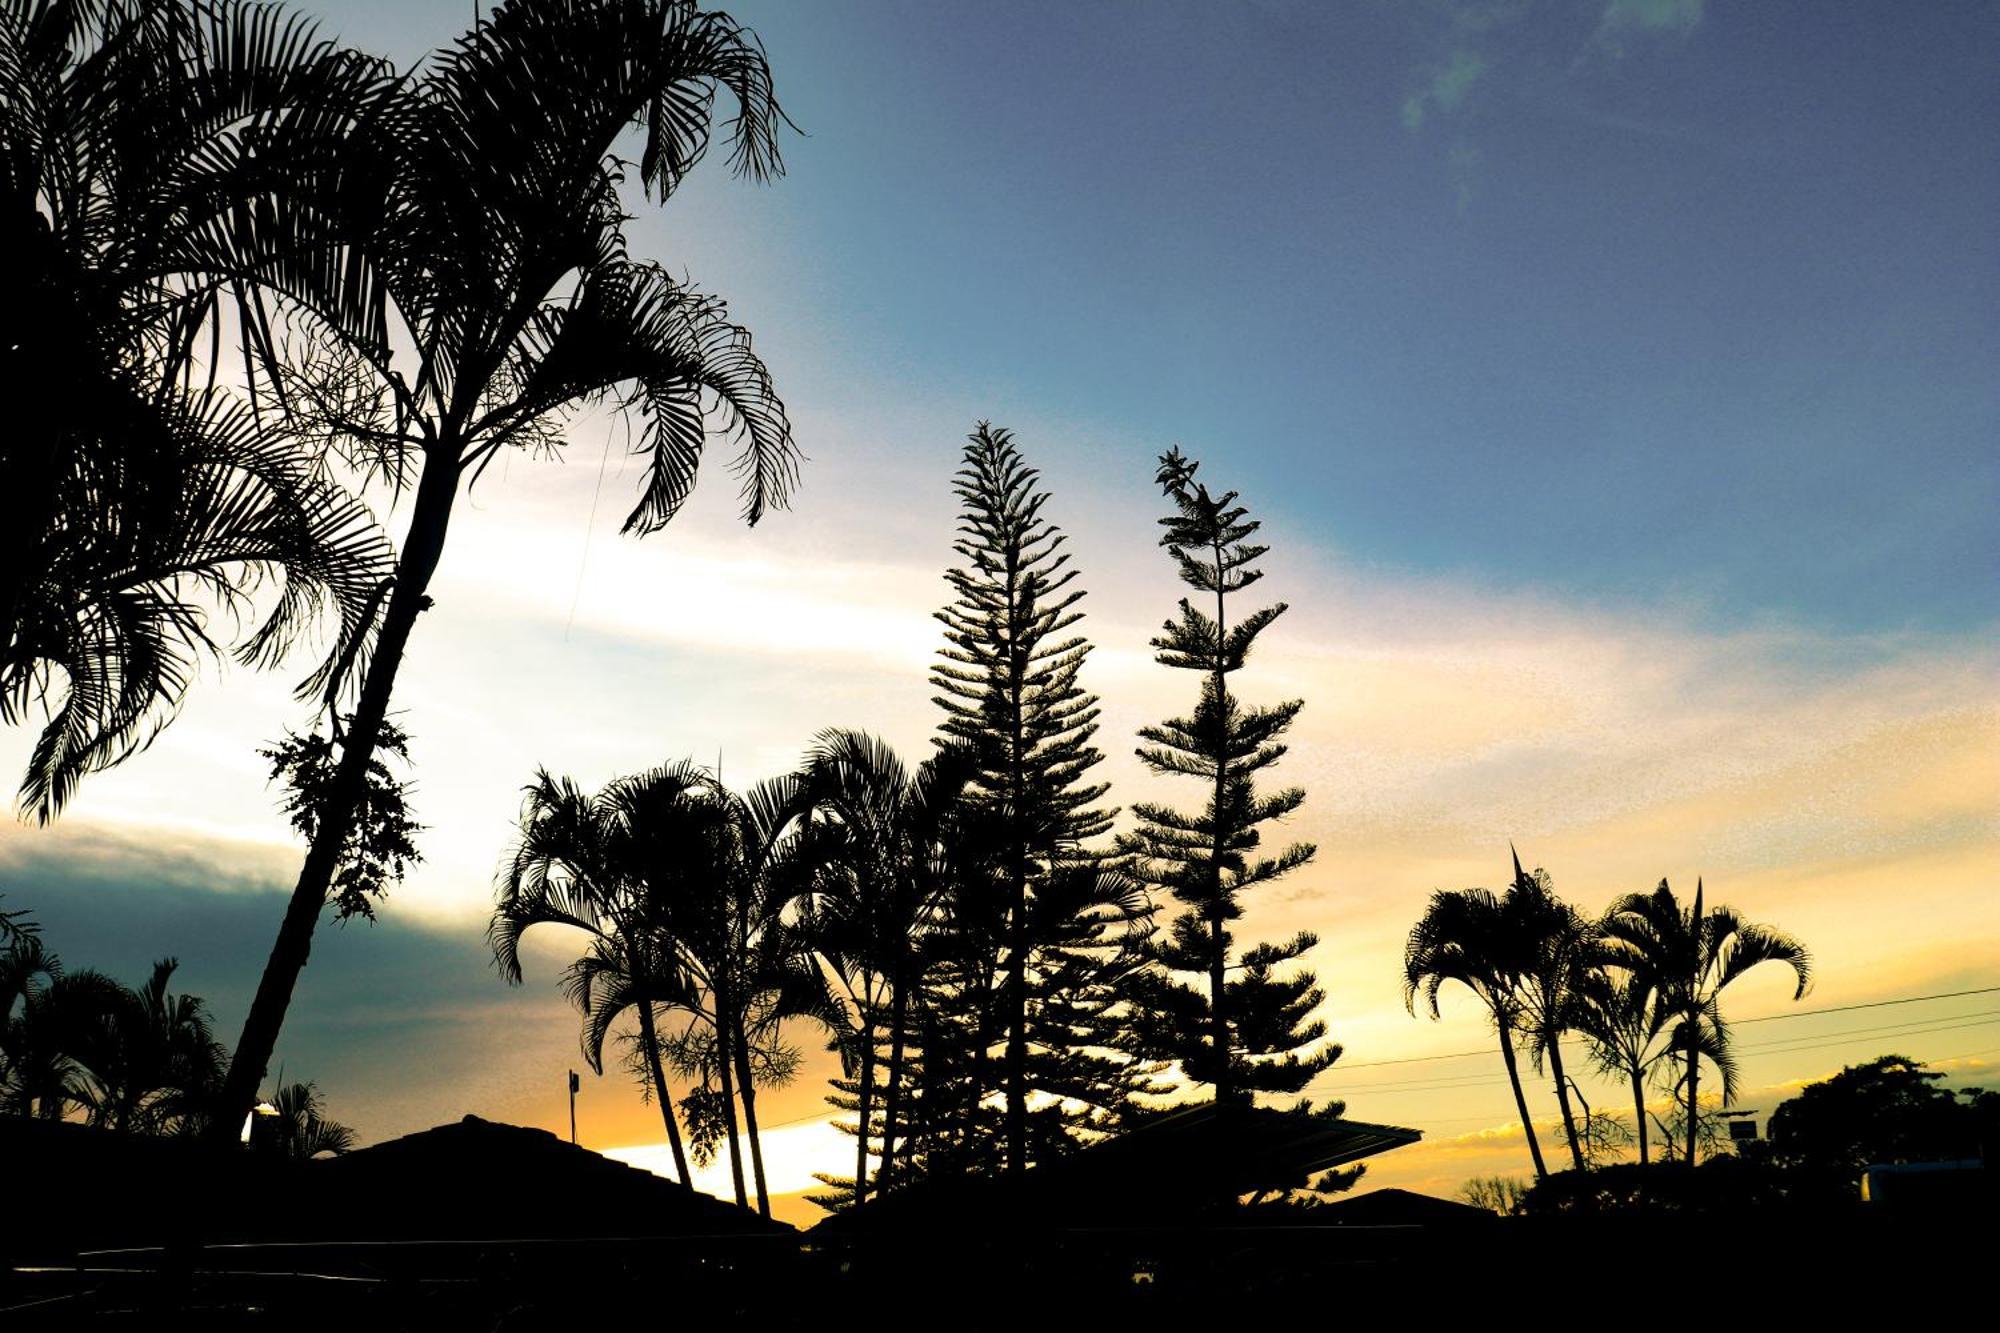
{"left": 0, "top": 896, "right": 34, "bottom": 948}
{"left": 1457, "top": 1174, "right": 1530, "bottom": 1215}
{"left": 1766, "top": 1054, "right": 1998, "bottom": 1188}
{"left": 1122, "top": 448, "right": 1332, "bottom": 1107}
{"left": 0, "top": 915, "right": 222, "bottom": 1135}
{"left": 930, "top": 422, "right": 1117, "bottom": 1172}
{"left": 215, "top": 0, "right": 798, "bottom": 1141}
{"left": 262, "top": 717, "right": 423, "bottom": 923}
{"left": 1601, "top": 878, "right": 1810, "bottom": 1167}
{"left": 2, "top": 949, "right": 223, "bottom": 1133}
{"left": 1516, "top": 1156, "right": 1790, "bottom": 1215}
{"left": 2, "top": 0, "right": 396, "bottom": 818}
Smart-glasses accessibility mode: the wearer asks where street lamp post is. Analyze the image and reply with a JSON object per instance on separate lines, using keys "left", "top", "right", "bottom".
{"left": 568, "top": 1069, "right": 580, "bottom": 1145}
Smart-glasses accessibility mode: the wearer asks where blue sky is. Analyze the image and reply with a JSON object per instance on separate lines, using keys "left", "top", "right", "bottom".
{"left": 631, "top": 0, "right": 1996, "bottom": 633}
{"left": 5, "top": 1, "right": 1995, "bottom": 1216}
{"left": 311, "top": 0, "right": 1997, "bottom": 631}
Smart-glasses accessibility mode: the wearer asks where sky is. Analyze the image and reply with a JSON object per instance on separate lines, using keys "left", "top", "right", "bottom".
{"left": 4, "top": 0, "right": 1996, "bottom": 1223}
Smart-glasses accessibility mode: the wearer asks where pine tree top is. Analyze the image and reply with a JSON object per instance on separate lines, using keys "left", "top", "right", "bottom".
{"left": 930, "top": 422, "right": 1112, "bottom": 849}
{"left": 1156, "top": 446, "right": 1271, "bottom": 597}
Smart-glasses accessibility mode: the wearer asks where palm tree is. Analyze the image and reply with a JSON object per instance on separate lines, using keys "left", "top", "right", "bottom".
{"left": 1601, "top": 878, "right": 1811, "bottom": 1167}
{"left": 666, "top": 769, "right": 827, "bottom": 1217}
{"left": 1505, "top": 853, "right": 1597, "bottom": 1173}
{"left": 216, "top": 0, "right": 799, "bottom": 1141}
{"left": 797, "top": 729, "right": 975, "bottom": 1203}
{"left": 0, "top": 954, "right": 224, "bottom": 1130}
{"left": 254, "top": 1079, "right": 355, "bottom": 1158}
{"left": 1571, "top": 967, "right": 1669, "bottom": 1164}
{"left": 492, "top": 768, "right": 696, "bottom": 1185}
{"left": 3, "top": 0, "right": 398, "bottom": 818}
{"left": 1, "top": 967, "right": 125, "bottom": 1120}
{"left": 1404, "top": 885, "right": 1549, "bottom": 1179}
{"left": 0, "top": 914, "right": 62, "bottom": 1114}
{"left": 66, "top": 958, "right": 228, "bottom": 1135}
{"left": 550, "top": 759, "right": 825, "bottom": 1216}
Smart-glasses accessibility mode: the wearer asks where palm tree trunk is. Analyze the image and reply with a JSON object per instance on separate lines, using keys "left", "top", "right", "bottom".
{"left": 1497, "top": 1021, "right": 1549, "bottom": 1180}
{"left": 732, "top": 1019, "right": 770, "bottom": 1217}
{"left": 1684, "top": 1020, "right": 1700, "bottom": 1168}
{"left": 714, "top": 998, "right": 748, "bottom": 1208}
{"left": 1631, "top": 1066, "right": 1650, "bottom": 1165}
{"left": 882, "top": 976, "right": 909, "bottom": 1194}
{"left": 210, "top": 444, "right": 460, "bottom": 1145}
{"left": 853, "top": 1013, "right": 876, "bottom": 1208}
{"left": 1547, "top": 1037, "right": 1587, "bottom": 1172}
{"left": 636, "top": 1000, "right": 691, "bottom": 1185}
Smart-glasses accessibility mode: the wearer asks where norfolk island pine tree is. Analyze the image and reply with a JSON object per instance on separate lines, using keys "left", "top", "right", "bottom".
{"left": 1120, "top": 448, "right": 1338, "bottom": 1108}
{"left": 930, "top": 423, "right": 1117, "bottom": 1173}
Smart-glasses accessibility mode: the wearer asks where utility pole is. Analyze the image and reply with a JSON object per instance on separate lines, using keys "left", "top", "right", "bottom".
{"left": 568, "top": 1069, "right": 580, "bottom": 1145}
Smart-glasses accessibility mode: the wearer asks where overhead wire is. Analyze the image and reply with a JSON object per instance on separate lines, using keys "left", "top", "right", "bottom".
{"left": 1310, "top": 1009, "right": 2000, "bottom": 1113}
{"left": 1313, "top": 983, "right": 2000, "bottom": 1077}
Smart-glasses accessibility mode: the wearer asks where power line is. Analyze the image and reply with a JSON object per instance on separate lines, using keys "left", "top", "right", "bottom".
{"left": 1735, "top": 1014, "right": 2000, "bottom": 1061}
{"left": 1363, "top": 1041, "right": 2000, "bottom": 1136}
{"left": 1741, "top": 1007, "right": 2000, "bottom": 1050}
{"left": 1320, "top": 984, "right": 2000, "bottom": 1075}
{"left": 643, "top": 989, "right": 2000, "bottom": 1148}
{"left": 1732, "top": 985, "right": 2000, "bottom": 1025}
{"left": 1314, "top": 1010, "right": 2000, "bottom": 1097}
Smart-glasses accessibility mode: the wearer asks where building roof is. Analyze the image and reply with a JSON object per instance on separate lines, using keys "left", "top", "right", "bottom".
{"left": 1311, "top": 1187, "right": 1499, "bottom": 1227}
{"left": 295, "top": 1114, "right": 791, "bottom": 1240}
{"left": 815, "top": 1104, "right": 1421, "bottom": 1235}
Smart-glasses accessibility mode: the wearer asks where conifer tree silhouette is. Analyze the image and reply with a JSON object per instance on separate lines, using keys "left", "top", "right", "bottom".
{"left": 931, "top": 423, "right": 1116, "bottom": 1171}
{"left": 1122, "top": 449, "right": 1335, "bottom": 1105}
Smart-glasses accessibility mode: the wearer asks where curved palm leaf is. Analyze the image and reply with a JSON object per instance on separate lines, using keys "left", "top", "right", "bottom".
{"left": 1601, "top": 877, "right": 1810, "bottom": 1163}
{"left": 2, "top": 0, "right": 399, "bottom": 818}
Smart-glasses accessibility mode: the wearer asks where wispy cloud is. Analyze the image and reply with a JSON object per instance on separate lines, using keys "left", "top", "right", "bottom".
{"left": 1404, "top": 48, "right": 1491, "bottom": 132}
{"left": 1394, "top": 0, "right": 1712, "bottom": 205}
{"left": 1592, "top": 0, "right": 1705, "bottom": 57}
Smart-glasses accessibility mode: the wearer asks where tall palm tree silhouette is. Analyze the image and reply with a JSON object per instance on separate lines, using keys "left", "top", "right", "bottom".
{"left": 1601, "top": 878, "right": 1810, "bottom": 1167}
{"left": 1404, "top": 884, "right": 1549, "bottom": 1179}
{"left": 524, "top": 759, "right": 825, "bottom": 1216}
{"left": 492, "top": 768, "right": 699, "bottom": 1185}
{"left": 217, "top": 0, "right": 798, "bottom": 1140}
{"left": 646, "top": 767, "right": 827, "bottom": 1217}
{"left": 3, "top": 0, "right": 397, "bottom": 817}
{"left": 797, "top": 729, "right": 976, "bottom": 1203}
{"left": 1506, "top": 854, "right": 1599, "bottom": 1174}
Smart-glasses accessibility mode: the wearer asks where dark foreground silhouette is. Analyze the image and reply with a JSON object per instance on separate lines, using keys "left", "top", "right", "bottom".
{"left": 5, "top": 1107, "right": 1991, "bottom": 1327}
